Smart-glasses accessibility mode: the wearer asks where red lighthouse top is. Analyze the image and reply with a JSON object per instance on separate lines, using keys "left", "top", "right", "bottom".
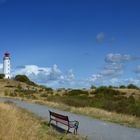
{"left": 5, "top": 51, "right": 10, "bottom": 56}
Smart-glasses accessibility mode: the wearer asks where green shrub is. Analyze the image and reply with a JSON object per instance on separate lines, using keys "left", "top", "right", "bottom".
{"left": 119, "top": 85, "right": 126, "bottom": 88}
{"left": 134, "top": 102, "right": 140, "bottom": 116}
{"left": 38, "top": 85, "right": 53, "bottom": 92}
{"left": 108, "top": 85, "right": 113, "bottom": 88}
{"left": 15, "top": 75, "right": 36, "bottom": 86}
{"left": 94, "top": 86, "right": 122, "bottom": 96}
{"left": 0, "top": 74, "right": 5, "bottom": 79}
{"left": 67, "top": 90, "right": 88, "bottom": 96}
{"left": 44, "top": 86, "right": 140, "bottom": 117}
{"left": 127, "top": 84, "right": 139, "bottom": 89}
{"left": 47, "top": 95, "right": 93, "bottom": 107}
{"left": 40, "top": 93, "right": 48, "bottom": 97}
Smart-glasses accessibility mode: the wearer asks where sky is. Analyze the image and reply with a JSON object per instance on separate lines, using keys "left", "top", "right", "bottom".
{"left": 0, "top": 0, "right": 140, "bottom": 88}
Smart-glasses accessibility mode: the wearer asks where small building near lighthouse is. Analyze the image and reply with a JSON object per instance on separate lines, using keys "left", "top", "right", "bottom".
{"left": 3, "top": 52, "right": 11, "bottom": 79}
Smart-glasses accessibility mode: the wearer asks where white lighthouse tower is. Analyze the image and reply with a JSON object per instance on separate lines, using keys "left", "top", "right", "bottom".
{"left": 3, "top": 52, "right": 11, "bottom": 79}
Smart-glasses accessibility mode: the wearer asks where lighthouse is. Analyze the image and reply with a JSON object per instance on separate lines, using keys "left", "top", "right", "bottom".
{"left": 3, "top": 52, "right": 11, "bottom": 79}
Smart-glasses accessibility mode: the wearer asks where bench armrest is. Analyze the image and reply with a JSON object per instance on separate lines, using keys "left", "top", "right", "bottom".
{"left": 69, "top": 120, "right": 79, "bottom": 127}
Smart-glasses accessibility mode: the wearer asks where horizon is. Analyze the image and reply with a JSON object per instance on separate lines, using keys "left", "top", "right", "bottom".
{"left": 0, "top": 0, "right": 140, "bottom": 88}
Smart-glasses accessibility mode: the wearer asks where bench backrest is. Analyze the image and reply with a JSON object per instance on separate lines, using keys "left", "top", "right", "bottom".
{"left": 49, "top": 111, "right": 69, "bottom": 121}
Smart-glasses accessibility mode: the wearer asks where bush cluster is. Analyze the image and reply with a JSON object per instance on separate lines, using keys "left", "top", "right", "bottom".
{"left": 47, "top": 87, "right": 140, "bottom": 117}
{"left": 14, "top": 75, "right": 36, "bottom": 86}
{"left": 0, "top": 74, "right": 5, "bottom": 79}
{"left": 66, "top": 90, "right": 88, "bottom": 96}
{"left": 127, "top": 84, "right": 139, "bottom": 89}
{"left": 119, "top": 84, "right": 139, "bottom": 89}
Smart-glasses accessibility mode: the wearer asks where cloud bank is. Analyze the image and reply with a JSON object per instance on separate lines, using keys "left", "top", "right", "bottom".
{"left": 87, "top": 53, "right": 140, "bottom": 86}
{"left": 105, "top": 53, "right": 138, "bottom": 63}
{"left": 0, "top": 53, "right": 139, "bottom": 88}
{"left": 12, "top": 64, "right": 75, "bottom": 88}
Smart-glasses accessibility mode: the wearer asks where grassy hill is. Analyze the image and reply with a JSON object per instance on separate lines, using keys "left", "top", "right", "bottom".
{"left": 0, "top": 79, "right": 140, "bottom": 128}
{"left": 0, "top": 79, "right": 37, "bottom": 97}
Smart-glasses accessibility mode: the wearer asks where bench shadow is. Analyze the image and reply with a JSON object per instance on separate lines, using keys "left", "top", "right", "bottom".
{"left": 49, "top": 123, "right": 72, "bottom": 134}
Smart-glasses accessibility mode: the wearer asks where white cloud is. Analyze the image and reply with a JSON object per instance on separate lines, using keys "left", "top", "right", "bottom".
{"left": 101, "top": 63, "right": 123, "bottom": 77}
{"left": 87, "top": 76, "right": 140, "bottom": 87}
{"left": 104, "top": 63, "right": 122, "bottom": 70}
{"left": 87, "top": 74, "right": 105, "bottom": 86}
{"left": 105, "top": 53, "right": 138, "bottom": 63}
{"left": 12, "top": 62, "right": 140, "bottom": 88}
{"left": 100, "top": 69, "right": 122, "bottom": 77}
{"left": 96, "top": 32, "right": 105, "bottom": 43}
{"left": 87, "top": 53, "right": 139, "bottom": 87}
{"left": 110, "top": 78, "right": 120, "bottom": 84}
{"left": 109, "top": 78, "right": 140, "bottom": 86}
{"left": 116, "top": 78, "right": 140, "bottom": 85}
{"left": 88, "top": 74, "right": 102, "bottom": 82}
{"left": 99, "top": 53, "right": 139, "bottom": 77}
{"left": 12, "top": 64, "right": 75, "bottom": 88}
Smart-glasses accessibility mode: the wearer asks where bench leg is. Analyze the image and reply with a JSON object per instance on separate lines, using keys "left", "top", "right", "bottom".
{"left": 67, "top": 127, "right": 70, "bottom": 133}
{"left": 74, "top": 126, "right": 78, "bottom": 135}
{"left": 48, "top": 119, "right": 52, "bottom": 126}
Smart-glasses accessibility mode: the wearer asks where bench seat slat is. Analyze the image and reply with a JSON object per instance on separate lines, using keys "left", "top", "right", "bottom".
{"left": 50, "top": 112, "right": 69, "bottom": 121}
{"left": 51, "top": 118, "right": 75, "bottom": 128}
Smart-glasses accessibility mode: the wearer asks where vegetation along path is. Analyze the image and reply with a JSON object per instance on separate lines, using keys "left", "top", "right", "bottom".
{"left": 0, "top": 98, "right": 140, "bottom": 140}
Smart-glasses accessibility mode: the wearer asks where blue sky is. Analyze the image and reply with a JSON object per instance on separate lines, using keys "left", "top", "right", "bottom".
{"left": 0, "top": 0, "right": 140, "bottom": 88}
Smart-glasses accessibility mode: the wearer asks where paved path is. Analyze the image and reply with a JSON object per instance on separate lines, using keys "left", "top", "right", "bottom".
{"left": 0, "top": 98, "right": 140, "bottom": 140}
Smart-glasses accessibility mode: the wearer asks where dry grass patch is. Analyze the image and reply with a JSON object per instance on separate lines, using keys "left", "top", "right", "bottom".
{"left": 0, "top": 102, "right": 84, "bottom": 140}
{"left": 71, "top": 107, "right": 140, "bottom": 128}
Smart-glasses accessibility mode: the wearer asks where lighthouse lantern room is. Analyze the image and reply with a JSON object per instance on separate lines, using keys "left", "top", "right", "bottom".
{"left": 3, "top": 52, "right": 11, "bottom": 79}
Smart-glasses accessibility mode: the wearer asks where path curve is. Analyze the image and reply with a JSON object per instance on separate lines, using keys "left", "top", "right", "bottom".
{"left": 0, "top": 98, "right": 140, "bottom": 140}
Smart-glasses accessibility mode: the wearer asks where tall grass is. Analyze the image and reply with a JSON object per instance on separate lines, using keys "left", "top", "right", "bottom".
{"left": 0, "top": 102, "right": 83, "bottom": 140}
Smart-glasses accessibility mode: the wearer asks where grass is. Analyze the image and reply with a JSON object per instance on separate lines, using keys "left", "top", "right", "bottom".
{"left": 0, "top": 102, "right": 84, "bottom": 140}
{"left": 1, "top": 79, "right": 140, "bottom": 129}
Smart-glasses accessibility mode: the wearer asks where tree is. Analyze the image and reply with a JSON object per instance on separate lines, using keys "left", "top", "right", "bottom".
{"left": 127, "top": 84, "right": 139, "bottom": 89}
{"left": 119, "top": 85, "right": 126, "bottom": 88}
{"left": 0, "top": 74, "right": 5, "bottom": 79}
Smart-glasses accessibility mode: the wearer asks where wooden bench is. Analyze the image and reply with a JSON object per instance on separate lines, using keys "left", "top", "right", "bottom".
{"left": 49, "top": 110, "right": 79, "bottom": 134}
